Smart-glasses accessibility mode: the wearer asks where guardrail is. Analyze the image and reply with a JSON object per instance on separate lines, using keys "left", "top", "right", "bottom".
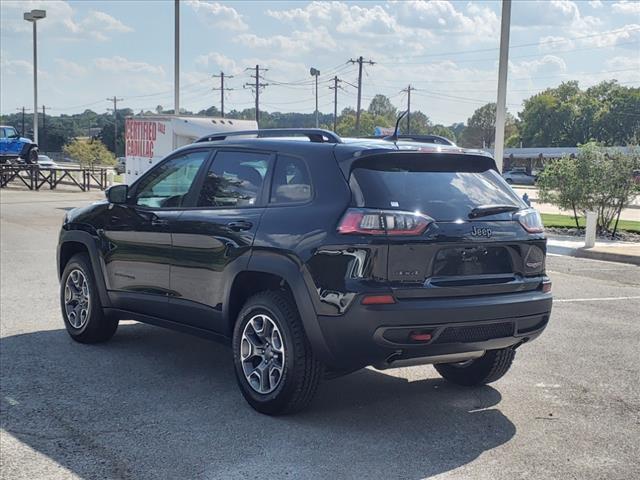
{"left": 0, "top": 165, "right": 110, "bottom": 191}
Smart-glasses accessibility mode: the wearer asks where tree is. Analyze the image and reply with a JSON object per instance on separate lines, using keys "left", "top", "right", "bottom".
{"left": 518, "top": 81, "right": 640, "bottom": 147}
{"left": 537, "top": 143, "right": 640, "bottom": 232}
{"left": 368, "top": 94, "right": 397, "bottom": 119}
{"left": 429, "top": 124, "right": 456, "bottom": 143}
{"left": 457, "top": 103, "right": 516, "bottom": 148}
{"left": 63, "top": 138, "right": 115, "bottom": 168}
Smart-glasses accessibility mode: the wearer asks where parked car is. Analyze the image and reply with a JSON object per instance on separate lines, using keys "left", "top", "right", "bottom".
{"left": 0, "top": 125, "right": 39, "bottom": 164}
{"left": 37, "top": 155, "right": 58, "bottom": 168}
{"left": 57, "top": 129, "right": 552, "bottom": 415}
{"left": 503, "top": 168, "right": 536, "bottom": 185}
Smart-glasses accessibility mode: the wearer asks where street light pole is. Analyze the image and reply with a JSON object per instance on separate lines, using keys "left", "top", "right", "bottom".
{"left": 310, "top": 67, "right": 320, "bottom": 128}
{"left": 174, "top": 0, "right": 180, "bottom": 115}
{"left": 23, "top": 9, "right": 46, "bottom": 143}
{"left": 493, "top": 0, "right": 511, "bottom": 173}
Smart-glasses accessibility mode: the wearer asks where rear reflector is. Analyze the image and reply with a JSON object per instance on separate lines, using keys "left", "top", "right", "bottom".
{"left": 409, "top": 331, "right": 432, "bottom": 342}
{"left": 361, "top": 294, "right": 396, "bottom": 305}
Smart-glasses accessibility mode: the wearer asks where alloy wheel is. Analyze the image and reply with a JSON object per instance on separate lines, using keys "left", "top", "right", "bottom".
{"left": 240, "top": 314, "right": 285, "bottom": 394}
{"left": 64, "top": 269, "right": 91, "bottom": 329}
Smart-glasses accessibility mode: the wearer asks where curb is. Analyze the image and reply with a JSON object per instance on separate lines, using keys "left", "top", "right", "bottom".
{"left": 574, "top": 248, "right": 640, "bottom": 266}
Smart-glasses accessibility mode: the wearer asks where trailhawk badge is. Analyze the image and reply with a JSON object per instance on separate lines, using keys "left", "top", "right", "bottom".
{"left": 471, "top": 226, "right": 492, "bottom": 238}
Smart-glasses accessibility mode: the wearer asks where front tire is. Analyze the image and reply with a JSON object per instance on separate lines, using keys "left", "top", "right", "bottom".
{"left": 434, "top": 348, "right": 515, "bottom": 386}
{"left": 232, "top": 291, "right": 323, "bottom": 415}
{"left": 60, "top": 253, "right": 118, "bottom": 343}
{"left": 26, "top": 148, "right": 38, "bottom": 164}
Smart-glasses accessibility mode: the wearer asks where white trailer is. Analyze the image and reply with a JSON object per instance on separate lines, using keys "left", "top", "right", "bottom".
{"left": 124, "top": 115, "right": 257, "bottom": 183}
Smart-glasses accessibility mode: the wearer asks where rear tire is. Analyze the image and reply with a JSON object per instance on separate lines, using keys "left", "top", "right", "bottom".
{"left": 434, "top": 348, "right": 515, "bottom": 386}
{"left": 60, "top": 253, "right": 118, "bottom": 344}
{"left": 232, "top": 290, "right": 323, "bottom": 415}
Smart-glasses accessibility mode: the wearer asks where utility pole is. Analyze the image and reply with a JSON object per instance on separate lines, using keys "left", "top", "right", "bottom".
{"left": 212, "top": 72, "right": 234, "bottom": 118}
{"left": 41, "top": 105, "right": 47, "bottom": 151}
{"left": 493, "top": 0, "right": 512, "bottom": 173}
{"left": 106, "top": 96, "right": 123, "bottom": 156}
{"left": 348, "top": 56, "right": 375, "bottom": 132}
{"left": 401, "top": 85, "right": 416, "bottom": 134}
{"left": 16, "top": 107, "right": 30, "bottom": 135}
{"left": 329, "top": 76, "right": 343, "bottom": 132}
{"left": 244, "top": 65, "right": 268, "bottom": 125}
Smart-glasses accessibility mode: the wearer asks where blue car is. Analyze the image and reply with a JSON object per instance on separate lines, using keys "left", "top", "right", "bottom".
{"left": 0, "top": 125, "right": 39, "bottom": 164}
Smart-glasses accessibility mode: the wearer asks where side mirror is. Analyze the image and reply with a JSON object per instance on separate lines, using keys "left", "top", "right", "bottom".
{"left": 106, "top": 184, "right": 128, "bottom": 204}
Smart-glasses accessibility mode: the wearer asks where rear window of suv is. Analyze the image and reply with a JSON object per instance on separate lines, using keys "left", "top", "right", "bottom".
{"left": 349, "top": 157, "right": 524, "bottom": 221}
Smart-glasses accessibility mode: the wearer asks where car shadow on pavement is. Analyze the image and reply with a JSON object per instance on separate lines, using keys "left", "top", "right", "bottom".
{"left": 1, "top": 323, "right": 516, "bottom": 480}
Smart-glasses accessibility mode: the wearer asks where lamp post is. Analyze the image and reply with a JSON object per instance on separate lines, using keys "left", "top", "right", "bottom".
{"left": 310, "top": 67, "right": 320, "bottom": 128}
{"left": 23, "top": 9, "right": 46, "bottom": 144}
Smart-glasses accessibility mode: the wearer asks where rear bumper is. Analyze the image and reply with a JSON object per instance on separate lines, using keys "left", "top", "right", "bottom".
{"left": 314, "top": 290, "right": 552, "bottom": 370}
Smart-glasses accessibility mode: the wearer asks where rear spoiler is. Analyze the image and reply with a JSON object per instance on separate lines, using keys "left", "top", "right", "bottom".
{"left": 338, "top": 151, "right": 498, "bottom": 180}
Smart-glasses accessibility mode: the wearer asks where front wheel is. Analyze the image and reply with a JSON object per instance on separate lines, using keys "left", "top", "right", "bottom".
{"left": 60, "top": 253, "right": 118, "bottom": 343}
{"left": 26, "top": 148, "right": 38, "bottom": 164}
{"left": 434, "top": 348, "right": 515, "bottom": 386}
{"left": 232, "top": 291, "right": 323, "bottom": 415}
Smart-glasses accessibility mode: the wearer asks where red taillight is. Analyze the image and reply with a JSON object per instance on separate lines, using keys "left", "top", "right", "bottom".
{"left": 517, "top": 209, "right": 544, "bottom": 233}
{"left": 361, "top": 294, "right": 396, "bottom": 305}
{"left": 542, "top": 279, "right": 552, "bottom": 293}
{"left": 338, "top": 208, "right": 432, "bottom": 236}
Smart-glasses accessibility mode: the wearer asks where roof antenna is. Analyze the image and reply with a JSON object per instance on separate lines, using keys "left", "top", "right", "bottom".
{"left": 384, "top": 110, "right": 408, "bottom": 142}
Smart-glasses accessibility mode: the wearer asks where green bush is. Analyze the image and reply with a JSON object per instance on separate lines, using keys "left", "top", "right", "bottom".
{"left": 537, "top": 143, "right": 640, "bottom": 232}
{"left": 63, "top": 138, "right": 116, "bottom": 168}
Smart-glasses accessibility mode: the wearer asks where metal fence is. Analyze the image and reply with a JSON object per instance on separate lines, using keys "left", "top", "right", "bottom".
{"left": 0, "top": 165, "right": 110, "bottom": 191}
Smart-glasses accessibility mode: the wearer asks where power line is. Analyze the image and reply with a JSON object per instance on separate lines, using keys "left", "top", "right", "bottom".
{"left": 348, "top": 56, "right": 375, "bottom": 131}
{"left": 401, "top": 85, "right": 417, "bottom": 133}
{"left": 243, "top": 65, "right": 269, "bottom": 124}
{"left": 212, "top": 71, "right": 234, "bottom": 118}
{"left": 16, "top": 107, "right": 30, "bottom": 134}
{"left": 380, "top": 26, "right": 640, "bottom": 63}
{"left": 106, "top": 96, "right": 123, "bottom": 156}
{"left": 329, "top": 76, "right": 346, "bottom": 132}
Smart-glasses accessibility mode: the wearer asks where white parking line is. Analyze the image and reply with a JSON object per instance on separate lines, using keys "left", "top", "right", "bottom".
{"left": 555, "top": 296, "right": 640, "bottom": 303}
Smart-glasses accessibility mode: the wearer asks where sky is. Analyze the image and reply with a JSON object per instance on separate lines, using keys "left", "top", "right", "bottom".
{"left": 1, "top": 0, "right": 639, "bottom": 125}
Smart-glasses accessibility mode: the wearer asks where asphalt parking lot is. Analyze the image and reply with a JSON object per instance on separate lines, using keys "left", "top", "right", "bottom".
{"left": 1, "top": 189, "right": 639, "bottom": 480}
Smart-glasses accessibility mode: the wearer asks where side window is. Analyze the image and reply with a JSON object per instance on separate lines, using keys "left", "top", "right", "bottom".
{"left": 270, "top": 155, "right": 312, "bottom": 204}
{"left": 134, "top": 150, "right": 209, "bottom": 208}
{"left": 197, "top": 151, "right": 270, "bottom": 207}
{"left": 0, "top": 128, "right": 6, "bottom": 139}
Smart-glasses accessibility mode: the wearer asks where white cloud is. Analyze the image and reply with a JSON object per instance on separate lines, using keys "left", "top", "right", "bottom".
{"left": 510, "top": 55, "right": 568, "bottom": 79}
{"left": 612, "top": 1, "right": 640, "bottom": 15}
{"left": 195, "top": 52, "right": 240, "bottom": 74}
{"left": 186, "top": 0, "right": 248, "bottom": 31}
{"left": 235, "top": 27, "right": 338, "bottom": 55}
{"left": 55, "top": 58, "right": 88, "bottom": 77}
{"left": 589, "top": 0, "right": 603, "bottom": 7}
{"left": 512, "top": 0, "right": 601, "bottom": 30}
{"left": 580, "top": 24, "right": 640, "bottom": 47}
{"left": 82, "top": 11, "right": 133, "bottom": 33}
{"left": 537, "top": 35, "right": 576, "bottom": 52}
{"left": 93, "top": 56, "right": 165, "bottom": 76}
{"left": 0, "top": 1, "right": 133, "bottom": 40}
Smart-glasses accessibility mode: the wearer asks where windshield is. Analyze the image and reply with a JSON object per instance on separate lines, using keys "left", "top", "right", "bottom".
{"left": 350, "top": 167, "right": 524, "bottom": 221}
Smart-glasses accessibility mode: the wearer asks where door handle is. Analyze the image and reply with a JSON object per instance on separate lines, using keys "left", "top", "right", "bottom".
{"left": 227, "top": 220, "right": 253, "bottom": 231}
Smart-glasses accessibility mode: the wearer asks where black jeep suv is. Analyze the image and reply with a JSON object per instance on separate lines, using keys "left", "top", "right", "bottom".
{"left": 57, "top": 129, "right": 552, "bottom": 414}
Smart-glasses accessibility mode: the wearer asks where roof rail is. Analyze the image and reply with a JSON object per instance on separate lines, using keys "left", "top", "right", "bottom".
{"left": 195, "top": 128, "right": 342, "bottom": 144}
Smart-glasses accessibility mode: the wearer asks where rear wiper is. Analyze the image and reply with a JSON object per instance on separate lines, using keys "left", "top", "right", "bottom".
{"left": 468, "top": 204, "right": 520, "bottom": 219}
